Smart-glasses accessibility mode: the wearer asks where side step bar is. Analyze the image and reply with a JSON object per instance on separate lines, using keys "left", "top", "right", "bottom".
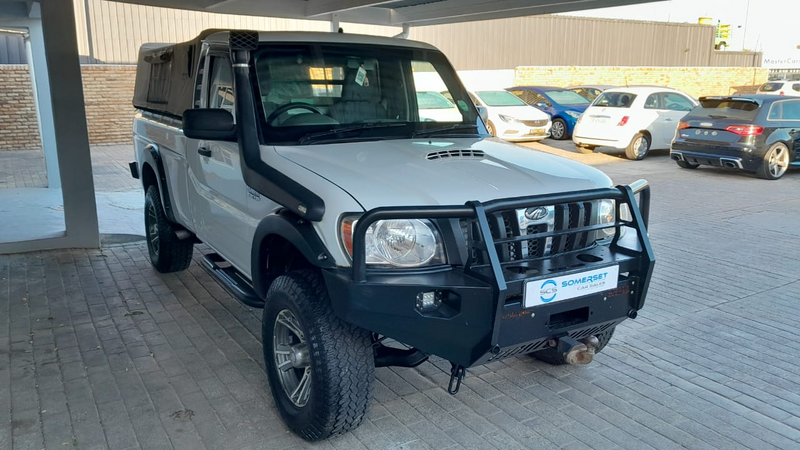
{"left": 201, "top": 253, "right": 265, "bottom": 308}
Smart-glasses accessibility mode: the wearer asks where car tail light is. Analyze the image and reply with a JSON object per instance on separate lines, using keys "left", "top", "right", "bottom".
{"left": 780, "top": 91, "right": 785, "bottom": 96}
{"left": 677, "top": 121, "right": 690, "bottom": 130}
{"left": 725, "top": 125, "right": 764, "bottom": 136}
{"left": 617, "top": 116, "right": 629, "bottom": 126}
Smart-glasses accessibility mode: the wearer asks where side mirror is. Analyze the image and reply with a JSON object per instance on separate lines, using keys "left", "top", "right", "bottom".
{"left": 182, "top": 109, "right": 236, "bottom": 141}
{"left": 476, "top": 106, "right": 489, "bottom": 123}
{"left": 536, "top": 102, "right": 549, "bottom": 108}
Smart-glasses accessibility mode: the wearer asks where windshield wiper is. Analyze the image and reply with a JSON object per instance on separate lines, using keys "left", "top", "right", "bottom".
{"left": 412, "top": 123, "right": 479, "bottom": 138}
{"left": 298, "top": 123, "right": 406, "bottom": 145}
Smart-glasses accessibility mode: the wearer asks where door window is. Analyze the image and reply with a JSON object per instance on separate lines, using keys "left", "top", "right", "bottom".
{"left": 662, "top": 93, "right": 694, "bottom": 112}
{"left": 208, "top": 56, "right": 235, "bottom": 116}
{"left": 781, "top": 101, "right": 800, "bottom": 120}
{"left": 644, "top": 94, "right": 661, "bottom": 109}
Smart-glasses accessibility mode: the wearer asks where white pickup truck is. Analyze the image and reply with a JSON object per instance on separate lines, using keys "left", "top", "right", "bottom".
{"left": 130, "top": 29, "right": 655, "bottom": 441}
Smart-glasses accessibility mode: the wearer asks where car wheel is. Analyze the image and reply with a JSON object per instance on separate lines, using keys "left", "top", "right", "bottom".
{"left": 144, "top": 185, "right": 193, "bottom": 273}
{"left": 263, "top": 270, "right": 374, "bottom": 441}
{"left": 625, "top": 133, "right": 650, "bottom": 160}
{"left": 575, "top": 144, "right": 595, "bottom": 154}
{"left": 487, "top": 121, "right": 497, "bottom": 137}
{"left": 676, "top": 160, "right": 700, "bottom": 169}
{"left": 756, "top": 143, "right": 790, "bottom": 180}
{"left": 550, "top": 118, "right": 567, "bottom": 140}
{"left": 534, "top": 327, "right": 615, "bottom": 366}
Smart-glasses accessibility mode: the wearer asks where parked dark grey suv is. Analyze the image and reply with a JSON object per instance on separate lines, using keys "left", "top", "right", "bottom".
{"left": 671, "top": 95, "right": 800, "bottom": 180}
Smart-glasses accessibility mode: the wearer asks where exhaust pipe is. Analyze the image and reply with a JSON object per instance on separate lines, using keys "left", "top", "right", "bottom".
{"left": 553, "top": 335, "right": 601, "bottom": 365}
{"left": 671, "top": 152, "right": 683, "bottom": 161}
{"left": 720, "top": 158, "right": 743, "bottom": 169}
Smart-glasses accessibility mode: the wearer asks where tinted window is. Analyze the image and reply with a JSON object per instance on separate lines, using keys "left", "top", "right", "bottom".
{"left": 760, "top": 82, "right": 784, "bottom": 92}
{"left": 695, "top": 98, "right": 760, "bottom": 120}
{"left": 793, "top": 84, "right": 800, "bottom": 93}
{"left": 593, "top": 92, "right": 637, "bottom": 108}
{"left": 768, "top": 103, "right": 782, "bottom": 120}
{"left": 416, "top": 91, "right": 455, "bottom": 109}
{"left": 543, "top": 90, "right": 589, "bottom": 106}
{"left": 782, "top": 101, "right": 800, "bottom": 120}
{"left": 644, "top": 94, "right": 660, "bottom": 109}
{"left": 662, "top": 93, "right": 695, "bottom": 112}
{"left": 475, "top": 91, "right": 527, "bottom": 107}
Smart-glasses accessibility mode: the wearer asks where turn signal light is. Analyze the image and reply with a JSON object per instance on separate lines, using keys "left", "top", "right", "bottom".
{"left": 616, "top": 116, "right": 629, "bottom": 126}
{"left": 725, "top": 125, "right": 764, "bottom": 136}
{"left": 677, "top": 121, "right": 690, "bottom": 130}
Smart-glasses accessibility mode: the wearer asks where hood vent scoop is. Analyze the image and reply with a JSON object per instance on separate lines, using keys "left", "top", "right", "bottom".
{"left": 426, "top": 149, "right": 485, "bottom": 160}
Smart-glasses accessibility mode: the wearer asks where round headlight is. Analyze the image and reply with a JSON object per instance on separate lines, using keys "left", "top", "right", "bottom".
{"left": 598, "top": 200, "right": 616, "bottom": 239}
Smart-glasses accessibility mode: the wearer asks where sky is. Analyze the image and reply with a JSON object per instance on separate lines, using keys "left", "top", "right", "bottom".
{"left": 560, "top": 0, "right": 798, "bottom": 56}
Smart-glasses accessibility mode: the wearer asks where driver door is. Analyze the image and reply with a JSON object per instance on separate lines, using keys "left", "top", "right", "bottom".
{"left": 186, "top": 50, "right": 252, "bottom": 273}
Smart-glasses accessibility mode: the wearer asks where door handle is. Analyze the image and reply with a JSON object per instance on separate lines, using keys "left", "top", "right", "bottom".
{"left": 789, "top": 130, "right": 798, "bottom": 136}
{"left": 198, "top": 147, "right": 212, "bottom": 157}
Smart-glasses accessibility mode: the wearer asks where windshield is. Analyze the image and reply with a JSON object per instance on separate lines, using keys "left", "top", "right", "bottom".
{"left": 252, "top": 43, "right": 481, "bottom": 144}
{"left": 543, "top": 90, "right": 590, "bottom": 106}
{"left": 593, "top": 92, "right": 637, "bottom": 108}
{"left": 693, "top": 99, "right": 760, "bottom": 120}
{"left": 417, "top": 91, "right": 456, "bottom": 109}
{"left": 475, "top": 91, "right": 527, "bottom": 107}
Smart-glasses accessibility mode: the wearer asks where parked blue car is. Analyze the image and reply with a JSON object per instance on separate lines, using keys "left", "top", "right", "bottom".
{"left": 506, "top": 86, "right": 591, "bottom": 140}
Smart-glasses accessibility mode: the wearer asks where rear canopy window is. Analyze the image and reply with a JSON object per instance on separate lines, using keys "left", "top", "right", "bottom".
{"left": 543, "top": 90, "right": 590, "bottom": 106}
{"left": 475, "top": 91, "right": 527, "bottom": 107}
{"left": 694, "top": 98, "right": 760, "bottom": 120}
{"left": 593, "top": 92, "right": 637, "bottom": 108}
{"left": 760, "top": 82, "right": 784, "bottom": 92}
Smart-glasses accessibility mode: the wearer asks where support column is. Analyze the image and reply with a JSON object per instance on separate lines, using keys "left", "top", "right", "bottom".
{"left": 39, "top": 0, "right": 99, "bottom": 247}
{"left": 26, "top": 19, "right": 60, "bottom": 189}
{"left": 331, "top": 13, "right": 340, "bottom": 33}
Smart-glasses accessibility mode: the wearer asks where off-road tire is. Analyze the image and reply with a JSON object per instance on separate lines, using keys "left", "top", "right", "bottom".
{"left": 676, "top": 159, "right": 700, "bottom": 169}
{"left": 551, "top": 118, "right": 568, "bottom": 140}
{"left": 575, "top": 144, "right": 595, "bottom": 154}
{"left": 625, "top": 133, "right": 650, "bottom": 160}
{"left": 144, "top": 185, "right": 193, "bottom": 273}
{"left": 263, "top": 270, "right": 374, "bottom": 441}
{"left": 755, "top": 142, "right": 790, "bottom": 180}
{"left": 534, "top": 327, "right": 616, "bottom": 366}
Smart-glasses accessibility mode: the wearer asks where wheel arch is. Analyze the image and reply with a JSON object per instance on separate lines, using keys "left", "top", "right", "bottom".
{"left": 251, "top": 210, "right": 336, "bottom": 299}
{"left": 140, "top": 145, "right": 176, "bottom": 223}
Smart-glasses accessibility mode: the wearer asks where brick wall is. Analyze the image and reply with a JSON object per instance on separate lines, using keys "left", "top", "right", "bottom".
{"left": 514, "top": 66, "right": 769, "bottom": 99}
{"left": 0, "top": 65, "right": 136, "bottom": 151}
{"left": 0, "top": 66, "right": 41, "bottom": 150}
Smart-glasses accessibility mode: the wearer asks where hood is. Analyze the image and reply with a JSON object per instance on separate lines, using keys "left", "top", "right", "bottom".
{"left": 273, "top": 138, "right": 612, "bottom": 211}
{"left": 489, "top": 105, "right": 550, "bottom": 121}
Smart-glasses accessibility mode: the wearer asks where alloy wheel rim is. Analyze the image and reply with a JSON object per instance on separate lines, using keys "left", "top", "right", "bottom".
{"left": 147, "top": 203, "right": 160, "bottom": 257}
{"left": 552, "top": 121, "right": 565, "bottom": 139}
{"left": 273, "top": 309, "right": 312, "bottom": 408}
{"left": 635, "top": 137, "right": 647, "bottom": 157}
{"left": 769, "top": 146, "right": 788, "bottom": 178}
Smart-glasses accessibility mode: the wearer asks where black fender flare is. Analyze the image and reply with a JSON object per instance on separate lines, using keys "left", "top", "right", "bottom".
{"left": 250, "top": 209, "right": 336, "bottom": 299}
{"left": 141, "top": 144, "right": 176, "bottom": 223}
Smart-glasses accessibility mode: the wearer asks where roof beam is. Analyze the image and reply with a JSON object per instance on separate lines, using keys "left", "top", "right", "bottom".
{"left": 306, "top": 0, "right": 396, "bottom": 17}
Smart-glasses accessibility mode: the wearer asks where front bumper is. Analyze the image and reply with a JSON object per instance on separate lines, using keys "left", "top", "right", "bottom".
{"left": 499, "top": 123, "right": 551, "bottom": 141}
{"left": 325, "top": 182, "right": 655, "bottom": 368}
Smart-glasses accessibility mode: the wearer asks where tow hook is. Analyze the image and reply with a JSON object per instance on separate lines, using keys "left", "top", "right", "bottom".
{"left": 555, "top": 335, "right": 601, "bottom": 365}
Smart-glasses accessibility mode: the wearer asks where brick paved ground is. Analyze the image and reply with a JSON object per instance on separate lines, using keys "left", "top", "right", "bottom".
{"left": 1, "top": 142, "right": 800, "bottom": 450}
{"left": 0, "top": 145, "right": 136, "bottom": 191}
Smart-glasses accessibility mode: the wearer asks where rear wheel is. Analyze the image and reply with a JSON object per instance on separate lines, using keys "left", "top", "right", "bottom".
{"left": 575, "top": 144, "right": 595, "bottom": 154}
{"left": 756, "top": 143, "right": 790, "bottom": 180}
{"left": 144, "top": 185, "right": 193, "bottom": 273}
{"left": 534, "top": 327, "right": 616, "bottom": 366}
{"left": 676, "top": 159, "right": 700, "bottom": 169}
{"left": 625, "top": 133, "right": 650, "bottom": 160}
{"left": 263, "top": 270, "right": 374, "bottom": 441}
{"left": 550, "top": 118, "right": 568, "bottom": 140}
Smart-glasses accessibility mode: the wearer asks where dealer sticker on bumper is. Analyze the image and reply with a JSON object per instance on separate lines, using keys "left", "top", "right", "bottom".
{"left": 524, "top": 266, "right": 619, "bottom": 308}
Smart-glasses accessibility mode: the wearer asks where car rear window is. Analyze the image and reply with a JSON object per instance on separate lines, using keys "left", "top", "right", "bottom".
{"left": 592, "top": 92, "right": 637, "bottom": 108}
{"left": 694, "top": 98, "right": 760, "bottom": 120}
{"left": 759, "top": 82, "right": 784, "bottom": 92}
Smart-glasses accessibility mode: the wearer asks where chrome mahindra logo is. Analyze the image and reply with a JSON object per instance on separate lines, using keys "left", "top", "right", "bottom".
{"left": 524, "top": 206, "right": 548, "bottom": 221}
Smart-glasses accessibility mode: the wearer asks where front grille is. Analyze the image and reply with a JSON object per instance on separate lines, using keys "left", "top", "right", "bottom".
{"left": 522, "top": 119, "right": 548, "bottom": 127}
{"left": 461, "top": 201, "right": 595, "bottom": 265}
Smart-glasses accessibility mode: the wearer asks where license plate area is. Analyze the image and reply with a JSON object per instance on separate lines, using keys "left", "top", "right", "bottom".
{"left": 523, "top": 265, "right": 619, "bottom": 308}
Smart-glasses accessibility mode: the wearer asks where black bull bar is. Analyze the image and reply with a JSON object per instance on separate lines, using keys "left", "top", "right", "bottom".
{"left": 323, "top": 181, "right": 655, "bottom": 370}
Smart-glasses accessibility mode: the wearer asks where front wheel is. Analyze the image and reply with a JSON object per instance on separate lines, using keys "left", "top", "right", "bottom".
{"left": 756, "top": 143, "right": 790, "bottom": 180}
{"left": 550, "top": 118, "right": 568, "bottom": 140}
{"left": 263, "top": 270, "right": 374, "bottom": 441}
{"left": 625, "top": 133, "right": 650, "bottom": 160}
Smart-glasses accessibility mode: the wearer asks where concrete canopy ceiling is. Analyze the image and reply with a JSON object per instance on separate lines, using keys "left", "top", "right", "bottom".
{"left": 109, "top": 0, "right": 661, "bottom": 27}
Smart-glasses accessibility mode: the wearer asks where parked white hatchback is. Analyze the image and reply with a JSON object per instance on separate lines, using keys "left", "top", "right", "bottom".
{"left": 572, "top": 86, "right": 698, "bottom": 160}
{"left": 756, "top": 81, "right": 800, "bottom": 97}
{"left": 469, "top": 90, "right": 552, "bottom": 142}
